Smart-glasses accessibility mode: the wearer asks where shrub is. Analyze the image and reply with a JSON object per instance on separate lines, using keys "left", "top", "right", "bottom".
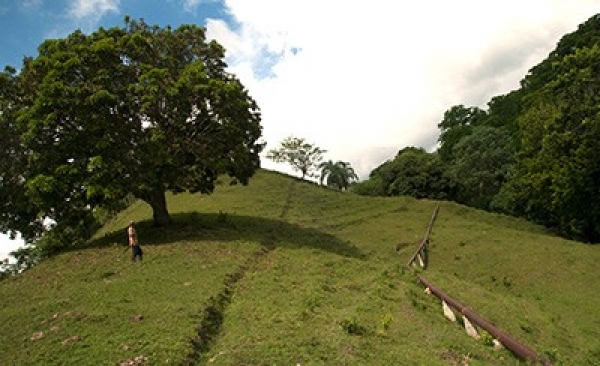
{"left": 340, "top": 317, "right": 367, "bottom": 335}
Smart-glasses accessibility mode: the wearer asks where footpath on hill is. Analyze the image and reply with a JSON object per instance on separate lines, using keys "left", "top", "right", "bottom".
{"left": 183, "top": 179, "right": 298, "bottom": 363}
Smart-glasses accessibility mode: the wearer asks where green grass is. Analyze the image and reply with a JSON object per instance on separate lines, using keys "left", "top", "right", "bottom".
{"left": 1, "top": 169, "right": 599, "bottom": 365}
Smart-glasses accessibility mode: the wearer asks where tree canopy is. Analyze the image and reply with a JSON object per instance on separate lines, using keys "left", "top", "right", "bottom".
{"left": 354, "top": 147, "right": 454, "bottom": 199}
{"left": 0, "top": 18, "right": 263, "bottom": 245}
{"left": 437, "top": 105, "right": 486, "bottom": 162}
{"left": 448, "top": 126, "right": 515, "bottom": 210}
{"left": 319, "top": 160, "right": 358, "bottom": 190}
{"left": 499, "top": 44, "right": 600, "bottom": 241}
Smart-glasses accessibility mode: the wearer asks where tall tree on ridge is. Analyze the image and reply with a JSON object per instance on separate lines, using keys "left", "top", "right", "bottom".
{"left": 0, "top": 18, "right": 264, "bottom": 244}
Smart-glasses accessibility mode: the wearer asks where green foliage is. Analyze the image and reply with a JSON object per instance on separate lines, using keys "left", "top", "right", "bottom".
{"left": 478, "top": 330, "right": 495, "bottom": 347}
{"left": 357, "top": 147, "right": 455, "bottom": 200}
{"left": 543, "top": 348, "right": 561, "bottom": 364}
{"left": 484, "top": 91, "right": 526, "bottom": 134}
{"left": 437, "top": 105, "right": 486, "bottom": 162}
{"left": 0, "top": 246, "right": 42, "bottom": 279}
{"left": 448, "top": 126, "right": 516, "bottom": 210}
{"left": 406, "top": 288, "right": 429, "bottom": 311}
{"left": 339, "top": 317, "right": 367, "bottom": 336}
{"left": 522, "top": 14, "right": 600, "bottom": 92}
{"left": 377, "top": 312, "right": 394, "bottom": 334}
{"left": 431, "top": 14, "right": 600, "bottom": 242}
{"left": 351, "top": 175, "right": 387, "bottom": 196}
{"left": 0, "top": 67, "right": 43, "bottom": 241}
{"left": 0, "top": 18, "right": 263, "bottom": 245}
{"left": 266, "top": 136, "right": 326, "bottom": 179}
{"left": 319, "top": 160, "right": 358, "bottom": 190}
{"left": 501, "top": 45, "right": 600, "bottom": 241}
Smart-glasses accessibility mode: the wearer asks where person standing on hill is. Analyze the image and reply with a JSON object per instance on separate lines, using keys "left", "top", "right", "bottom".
{"left": 128, "top": 221, "right": 143, "bottom": 262}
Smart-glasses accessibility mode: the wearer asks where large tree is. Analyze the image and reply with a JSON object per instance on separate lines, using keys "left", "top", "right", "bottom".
{"left": 266, "top": 136, "right": 326, "bottom": 180}
{"left": 0, "top": 18, "right": 263, "bottom": 243}
{"left": 0, "top": 67, "right": 43, "bottom": 241}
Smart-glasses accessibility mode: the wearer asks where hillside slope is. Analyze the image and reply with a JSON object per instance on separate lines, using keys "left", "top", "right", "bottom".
{"left": 0, "top": 169, "right": 598, "bottom": 365}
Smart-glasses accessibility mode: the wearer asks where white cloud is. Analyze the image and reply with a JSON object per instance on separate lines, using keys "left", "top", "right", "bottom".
{"left": 182, "top": 0, "right": 220, "bottom": 13}
{"left": 0, "top": 235, "right": 24, "bottom": 263}
{"left": 206, "top": 0, "right": 599, "bottom": 179}
{"left": 42, "top": 0, "right": 120, "bottom": 39}
{"left": 180, "top": 0, "right": 196, "bottom": 12}
{"left": 182, "top": 0, "right": 201, "bottom": 12}
{"left": 67, "top": 0, "right": 120, "bottom": 20}
{"left": 21, "top": 0, "right": 44, "bottom": 10}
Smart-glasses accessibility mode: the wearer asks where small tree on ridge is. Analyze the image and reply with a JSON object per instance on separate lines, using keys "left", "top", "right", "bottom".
{"left": 319, "top": 160, "right": 358, "bottom": 191}
{"left": 266, "top": 136, "right": 326, "bottom": 180}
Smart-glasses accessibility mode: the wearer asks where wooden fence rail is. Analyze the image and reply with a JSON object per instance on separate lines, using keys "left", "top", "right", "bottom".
{"left": 418, "top": 276, "right": 552, "bottom": 365}
{"left": 402, "top": 203, "right": 551, "bottom": 364}
{"left": 406, "top": 203, "right": 439, "bottom": 268}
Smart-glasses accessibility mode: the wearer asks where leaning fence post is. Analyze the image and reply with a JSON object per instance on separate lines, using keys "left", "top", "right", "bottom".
{"left": 406, "top": 203, "right": 439, "bottom": 268}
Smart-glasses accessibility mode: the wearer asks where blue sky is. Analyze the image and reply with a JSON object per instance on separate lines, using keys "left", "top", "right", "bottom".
{"left": 1, "top": 0, "right": 599, "bottom": 260}
{"left": 0, "top": 0, "right": 232, "bottom": 69}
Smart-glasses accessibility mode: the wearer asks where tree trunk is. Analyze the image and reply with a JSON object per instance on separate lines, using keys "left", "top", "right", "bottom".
{"left": 144, "top": 189, "right": 172, "bottom": 226}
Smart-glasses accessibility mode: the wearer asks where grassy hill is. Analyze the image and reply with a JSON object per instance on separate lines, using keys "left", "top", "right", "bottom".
{"left": 1, "top": 169, "right": 599, "bottom": 365}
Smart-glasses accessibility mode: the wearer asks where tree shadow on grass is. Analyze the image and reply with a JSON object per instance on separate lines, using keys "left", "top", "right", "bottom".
{"left": 88, "top": 212, "right": 365, "bottom": 260}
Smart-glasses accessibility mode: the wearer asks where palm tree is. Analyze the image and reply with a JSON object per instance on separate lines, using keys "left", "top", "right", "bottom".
{"left": 319, "top": 160, "right": 359, "bottom": 191}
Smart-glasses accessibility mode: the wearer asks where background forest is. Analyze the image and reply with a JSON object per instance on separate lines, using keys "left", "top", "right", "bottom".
{"left": 355, "top": 14, "right": 600, "bottom": 243}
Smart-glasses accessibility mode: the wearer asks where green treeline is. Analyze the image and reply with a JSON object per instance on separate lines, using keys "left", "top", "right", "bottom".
{"left": 355, "top": 14, "right": 600, "bottom": 243}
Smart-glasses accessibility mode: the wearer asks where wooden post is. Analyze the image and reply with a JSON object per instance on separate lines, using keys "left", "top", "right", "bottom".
{"left": 418, "top": 276, "right": 551, "bottom": 365}
{"left": 442, "top": 300, "right": 456, "bottom": 322}
{"left": 406, "top": 203, "right": 439, "bottom": 268}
